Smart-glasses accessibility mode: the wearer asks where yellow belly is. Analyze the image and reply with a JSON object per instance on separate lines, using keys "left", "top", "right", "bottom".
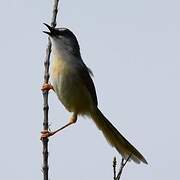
{"left": 50, "top": 56, "right": 93, "bottom": 114}
{"left": 51, "top": 56, "right": 66, "bottom": 78}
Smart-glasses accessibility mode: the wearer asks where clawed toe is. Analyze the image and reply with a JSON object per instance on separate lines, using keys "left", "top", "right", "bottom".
{"left": 41, "top": 83, "right": 54, "bottom": 91}
{"left": 40, "top": 130, "right": 55, "bottom": 140}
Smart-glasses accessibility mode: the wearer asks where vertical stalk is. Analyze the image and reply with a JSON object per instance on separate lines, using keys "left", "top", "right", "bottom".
{"left": 42, "top": 1, "right": 60, "bottom": 180}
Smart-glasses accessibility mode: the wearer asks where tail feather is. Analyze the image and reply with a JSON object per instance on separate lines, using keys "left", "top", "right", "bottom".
{"left": 90, "top": 108, "right": 147, "bottom": 164}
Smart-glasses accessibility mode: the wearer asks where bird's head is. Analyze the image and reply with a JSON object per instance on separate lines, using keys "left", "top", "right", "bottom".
{"left": 43, "top": 23, "right": 80, "bottom": 57}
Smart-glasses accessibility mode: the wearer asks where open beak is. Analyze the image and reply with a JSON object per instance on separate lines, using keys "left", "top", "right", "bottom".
{"left": 43, "top": 23, "right": 56, "bottom": 36}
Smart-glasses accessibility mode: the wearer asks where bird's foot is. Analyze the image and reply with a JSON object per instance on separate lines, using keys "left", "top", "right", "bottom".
{"left": 40, "top": 113, "right": 78, "bottom": 140}
{"left": 41, "top": 83, "right": 54, "bottom": 91}
{"left": 40, "top": 130, "right": 55, "bottom": 140}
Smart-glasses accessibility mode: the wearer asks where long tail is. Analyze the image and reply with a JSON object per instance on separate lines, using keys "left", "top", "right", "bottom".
{"left": 90, "top": 108, "right": 147, "bottom": 164}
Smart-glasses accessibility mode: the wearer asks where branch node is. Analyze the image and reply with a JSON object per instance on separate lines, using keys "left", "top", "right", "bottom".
{"left": 113, "top": 155, "right": 131, "bottom": 180}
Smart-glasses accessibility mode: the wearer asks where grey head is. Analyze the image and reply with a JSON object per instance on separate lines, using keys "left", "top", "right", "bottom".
{"left": 43, "top": 23, "right": 81, "bottom": 57}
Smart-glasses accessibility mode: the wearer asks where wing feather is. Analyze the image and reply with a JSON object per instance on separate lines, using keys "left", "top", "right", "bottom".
{"left": 76, "top": 60, "right": 98, "bottom": 106}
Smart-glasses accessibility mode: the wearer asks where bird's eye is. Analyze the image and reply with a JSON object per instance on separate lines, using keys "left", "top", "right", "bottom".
{"left": 59, "top": 28, "right": 67, "bottom": 32}
{"left": 54, "top": 28, "right": 68, "bottom": 36}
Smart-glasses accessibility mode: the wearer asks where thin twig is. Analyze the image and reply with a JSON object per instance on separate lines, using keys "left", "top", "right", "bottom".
{"left": 113, "top": 157, "right": 117, "bottom": 180}
{"left": 42, "top": 1, "right": 60, "bottom": 180}
{"left": 113, "top": 155, "right": 131, "bottom": 180}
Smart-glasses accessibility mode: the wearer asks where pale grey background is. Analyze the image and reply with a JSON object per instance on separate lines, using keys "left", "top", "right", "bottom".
{"left": 0, "top": 0, "right": 180, "bottom": 180}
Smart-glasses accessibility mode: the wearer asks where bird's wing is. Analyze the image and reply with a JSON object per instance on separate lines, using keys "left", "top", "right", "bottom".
{"left": 76, "top": 61, "right": 98, "bottom": 106}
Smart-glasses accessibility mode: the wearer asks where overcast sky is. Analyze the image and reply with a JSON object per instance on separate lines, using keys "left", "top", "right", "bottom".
{"left": 0, "top": 0, "right": 180, "bottom": 180}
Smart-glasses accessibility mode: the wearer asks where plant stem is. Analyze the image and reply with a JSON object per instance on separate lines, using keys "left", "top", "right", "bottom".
{"left": 42, "top": 1, "right": 60, "bottom": 180}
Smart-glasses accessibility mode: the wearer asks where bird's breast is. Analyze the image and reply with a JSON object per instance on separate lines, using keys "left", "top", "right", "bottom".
{"left": 51, "top": 55, "right": 66, "bottom": 77}
{"left": 50, "top": 55, "right": 93, "bottom": 114}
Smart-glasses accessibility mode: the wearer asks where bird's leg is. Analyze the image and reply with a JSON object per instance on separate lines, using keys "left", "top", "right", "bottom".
{"left": 41, "top": 82, "right": 54, "bottom": 91}
{"left": 40, "top": 113, "right": 77, "bottom": 140}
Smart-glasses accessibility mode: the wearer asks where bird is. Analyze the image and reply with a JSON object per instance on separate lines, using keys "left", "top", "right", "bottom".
{"left": 41, "top": 23, "right": 148, "bottom": 164}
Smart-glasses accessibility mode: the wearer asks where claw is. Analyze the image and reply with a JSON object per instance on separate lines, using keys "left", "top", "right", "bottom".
{"left": 41, "top": 83, "right": 54, "bottom": 91}
{"left": 40, "top": 130, "right": 55, "bottom": 140}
